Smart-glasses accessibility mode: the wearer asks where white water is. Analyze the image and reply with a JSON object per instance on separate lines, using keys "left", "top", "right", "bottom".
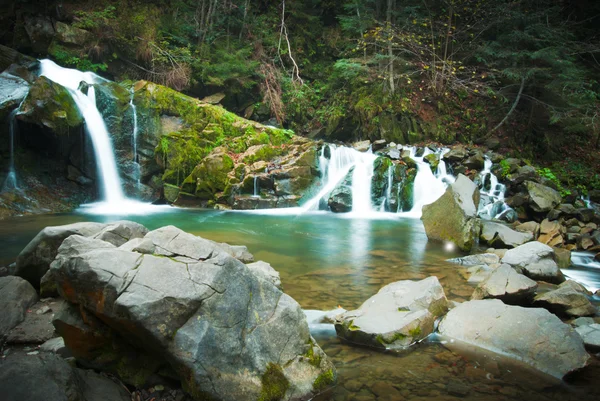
{"left": 400, "top": 147, "right": 454, "bottom": 218}
{"left": 2, "top": 109, "right": 18, "bottom": 191}
{"left": 301, "top": 145, "right": 378, "bottom": 216}
{"left": 39, "top": 59, "right": 162, "bottom": 215}
{"left": 253, "top": 176, "right": 259, "bottom": 197}
{"left": 129, "top": 96, "right": 141, "bottom": 186}
{"left": 477, "top": 157, "right": 512, "bottom": 220}
{"left": 563, "top": 252, "right": 600, "bottom": 293}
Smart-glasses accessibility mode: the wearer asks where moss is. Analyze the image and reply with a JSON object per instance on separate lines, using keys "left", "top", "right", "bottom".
{"left": 408, "top": 326, "right": 422, "bottom": 337}
{"left": 304, "top": 341, "right": 322, "bottom": 368}
{"left": 397, "top": 307, "right": 410, "bottom": 312}
{"left": 312, "top": 369, "right": 335, "bottom": 392}
{"left": 377, "top": 331, "right": 408, "bottom": 346}
{"left": 243, "top": 145, "right": 285, "bottom": 164}
{"left": 258, "top": 363, "right": 290, "bottom": 401}
{"left": 348, "top": 321, "right": 360, "bottom": 331}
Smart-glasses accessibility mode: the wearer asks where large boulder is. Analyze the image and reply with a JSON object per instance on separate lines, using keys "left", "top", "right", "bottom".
{"left": 14, "top": 222, "right": 116, "bottom": 288}
{"left": 438, "top": 299, "right": 589, "bottom": 379}
{"left": 524, "top": 181, "right": 562, "bottom": 213}
{"left": 0, "top": 276, "right": 38, "bottom": 344}
{"left": 501, "top": 241, "right": 565, "bottom": 283}
{"left": 328, "top": 169, "right": 353, "bottom": 213}
{"left": 480, "top": 221, "right": 533, "bottom": 249}
{"left": 49, "top": 226, "right": 336, "bottom": 401}
{"left": 422, "top": 174, "right": 481, "bottom": 252}
{"left": 471, "top": 264, "right": 537, "bottom": 304}
{"left": 334, "top": 277, "right": 448, "bottom": 349}
{"left": 0, "top": 71, "right": 29, "bottom": 119}
{"left": 533, "top": 281, "right": 597, "bottom": 317}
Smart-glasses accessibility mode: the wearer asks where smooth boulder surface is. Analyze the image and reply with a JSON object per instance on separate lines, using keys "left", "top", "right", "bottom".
{"left": 438, "top": 299, "right": 589, "bottom": 379}
{"left": 501, "top": 241, "right": 565, "bottom": 283}
{"left": 575, "top": 324, "right": 600, "bottom": 351}
{"left": 524, "top": 181, "right": 562, "bottom": 213}
{"left": 0, "top": 276, "right": 38, "bottom": 344}
{"left": 480, "top": 221, "right": 533, "bottom": 249}
{"left": 533, "top": 281, "right": 597, "bottom": 317}
{"left": 49, "top": 225, "right": 335, "bottom": 401}
{"left": 335, "top": 277, "right": 448, "bottom": 349}
{"left": 422, "top": 174, "right": 481, "bottom": 252}
{"left": 471, "top": 264, "right": 537, "bottom": 304}
{"left": 246, "top": 261, "right": 282, "bottom": 289}
{"left": 14, "top": 222, "right": 105, "bottom": 287}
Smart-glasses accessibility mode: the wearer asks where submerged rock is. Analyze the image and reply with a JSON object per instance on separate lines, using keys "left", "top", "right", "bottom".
{"left": 422, "top": 174, "right": 481, "bottom": 252}
{"left": 471, "top": 264, "right": 537, "bottom": 304}
{"left": 49, "top": 224, "right": 335, "bottom": 401}
{"left": 335, "top": 277, "right": 448, "bottom": 349}
{"left": 438, "top": 299, "right": 589, "bottom": 379}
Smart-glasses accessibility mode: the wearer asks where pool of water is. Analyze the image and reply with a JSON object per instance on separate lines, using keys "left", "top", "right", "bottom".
{"left": 1, "top": 207, "right": 598, "bottom": 401}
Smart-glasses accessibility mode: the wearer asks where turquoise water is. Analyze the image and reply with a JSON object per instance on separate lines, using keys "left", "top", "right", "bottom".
{"left": 1, "top": 208, "right": 598, "bottom": 401}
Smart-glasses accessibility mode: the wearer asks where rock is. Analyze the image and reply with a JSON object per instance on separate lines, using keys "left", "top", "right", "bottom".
{"left": 54, "top": 22, "right": 93, "bottom": 46}
{"left": 508, "top": 165, "right": 538, "bottom": 185}
{"left": 50, "top": 226, "right": 336, "bottom": 400}
{"left": 119, "top": 237, "right": 156, "bottom": 254}
{"left": 464, "top": 152, "right": 485, "bottom": 170}
{"left": 335, "top": 277, "right": 448, "bottom": 349}
{"left": 463, "top": 265, "right": 494, "bottom": 284}
{"left": 215, "top": 243, "right": 254, "bottom": 263}
{"left": 17, "top": 76, "right": 83, "bottom": 135}
{"left": 91, "top": 220, "right": 149, "bottom": 246}
{"left": 446, "top": 379, "right": 471, "bottom": 397}
{"left": 515, "top": 221, "right": 541, "bottom": 239}
{"left": 372, "top": 139, "right": 387, "bottom": 151}
{"left": 572, "top": 317, "right": 595, "bottom": 327}
{"left": 201, "top": 92, "right": 226, "bottom": 104}
{"left": 501, "top": 242, "right": 565, "bottom": 283}
{"left": 534, "top": 282, "right": 596, "bottom": 317}
{"left": 480, "top": 221, "right": 533, "bottom": 249}
{"left": 553, "top": 248, "right": 571, "bottom": 269}
{"left": 524, "top": 181, "right": 562, "bottom": 213}
{"left": 484, "top": 137, "right": 500, "bottom": 150}
{"left": 423, "top": 153, "right": 439, "bottom": 172}
{"left": 246, "top": 261, "right": 282, "bottom": 289}
{"left": 576, "top": 208, "right": 595, "bottom": 223}
{"left": 471, "top": 264, "right": 537, "bottom": 304}
{"left": 444, "top": 147, "right": 468, "bottom": 163}
{"left": 14, "top": 222, "right": 105, "bottom": 287}
{"left": 0, "top": 72, "right": 29, "bottom": 119}
{"left": 6, "top": 301, "right": 59, "bottom": 344}
{"left": 328, "top": 169, "right": 353, "bottom": 213}
{"left": 574, "top": 324, "right": 600, "bottom": 351}
{"left": 75, "top": 368, "right": 131, "bottom": 401}
{"left": 446, "top": 253, "right": 499, "bottom": 266}
{"left": 0, "top": 276, "right": 38, "bottom": 344}
{"left": 40, "top": 337, "right": 69, "bottom": 357}
{"left": 422, "top": 174, "right": 481, "bottom": 252}
{"left": 538, "top": 218, "right": 564, "bottom": 247}
{"left": 305, "top": 308, "right": 347, "bottom": 325}
{"left": 0, "top": 353, "right": 84, "bottom": 401}
{"left": 438, "top": 299, "right": 589, "bottom": 379}
{"left": 352, "top": 140, "right": 371, "bottom": 152}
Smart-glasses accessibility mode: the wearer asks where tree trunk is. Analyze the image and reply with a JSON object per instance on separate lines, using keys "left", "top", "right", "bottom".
{"left": 387, "top": 0, "right": 394, "bottom": 94}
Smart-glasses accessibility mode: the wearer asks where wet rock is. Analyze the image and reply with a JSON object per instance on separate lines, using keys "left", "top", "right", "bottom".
{"left": 0, "top": 276, "right": 38, "bottom": 344}
{"left": 446, "top": 379, "right": 470, "bottom": 397}
{"left": 533, "top": 281, "right": 597, "bottom": 317}
{"left": 372, "top": 139, "right": 387, "bottom": 151}
{"left": 335, "top": 277, "right": 448, "bottom": 349}
{"left": 501, "top": 241, "right": 565, "bottom": 284}
{"left": 246, "top": 261, "right": 282, "bottom": 289}
{"left": 480, "top": 221, "right": 533, "bottom": 249}
{"left": 444, "top": 147, "right": 468, "bottom": 163}
{"left": 524, "top": 181, "right": 562, "bottom": 213}
{"left": 0, "top": 71, "right": 29, "bottom": 119}
{"left": 471, "top": 264, "right": 537, "bottom": 304}
{"left": 14, "top": 222, "right": 105, "bottom": 288}
{"left": 464, "top": 152, "right": 485, "bottom": 170}
{"left": 353, "top": 140, "right": 371, "bottom": 152}
{"left": 574, "top": 324, "right": 600, "bottom": 351}
{"left": 447, "top": 253, "right": 499, "bottom": 266}
{"left": 328, "top": 169, "right": 353, "bottom": 213}
{"left": 50, "top": 226, "right": 336, "bottom": 400}
{"left": 438, "top": 299, "right": 589, "bottom": 379}
{"left": 424, "top": 153, "right": 439, "bottom": 172}
{"left": 422, "top": 174, "right": 481, "bottom": 252}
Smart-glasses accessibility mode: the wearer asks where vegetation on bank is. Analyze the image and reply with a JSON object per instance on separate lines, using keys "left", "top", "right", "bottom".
{"left": 2, "top": 0, "right": 599, "bottom": 192}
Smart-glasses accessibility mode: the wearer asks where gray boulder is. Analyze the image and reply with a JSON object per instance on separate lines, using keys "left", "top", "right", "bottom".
{"left": 247, "top": 261, "right": 282, "bottom": 289}
{"left": 534, "top": 281, "right": 597, "bottom": 317}
{"left": 438, "top": 299, "right": 589, "bottom": 379}
{"left": 50, "top": 227, "right": 335, "bottom": 401}
{"left": 422, "top": 174, "right": 481, "bottom": 252}
{"left": 501, "top": 241, "right": 565, "bottom": 283}
{"left": 328, "top": 169, "right": 353, "bottom": 213}
{"left": 335, "top": 277, "right": 448, "bottom": 349}
{"left": 14, "top": 222, "right": 105, "bottom": 287}
{"left": 0, "top": 276, "right": 38, "bottom": 344}
{"left": 471, "top": 264, "right": 537, "bottom": 304}
{"left": 575, "top": 324, "right": 600, "bottom": 351}
{"left": 91, "top": 220, "right": 148, "bottom": 246}
{"left": 0, "top": 71, "right": 29, "bottom": 119}
{"left": 524, "top": 181, "right": 562, "bottom": 212}
{"left": 480, "top": 221, "right": 533, "bottom": 249}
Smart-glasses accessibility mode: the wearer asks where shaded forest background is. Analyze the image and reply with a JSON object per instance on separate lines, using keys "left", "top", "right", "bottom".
{"left": 1, "top": 0, "right": 600, "bottom": 192}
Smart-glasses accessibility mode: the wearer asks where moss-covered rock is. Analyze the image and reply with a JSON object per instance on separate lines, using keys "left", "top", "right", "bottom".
{"left": 424, "top": 153, "right": 439, "bottom": 173}
{"left": 371, "top": 156, "right": 393, "bottom": 208}
{"left": 18, "top": 76, "right": 83, "bottom": 134}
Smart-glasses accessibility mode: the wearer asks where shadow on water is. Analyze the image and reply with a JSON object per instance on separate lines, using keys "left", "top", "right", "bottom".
{"left": 0, "top": 208, "right": 599, "bottom": 400}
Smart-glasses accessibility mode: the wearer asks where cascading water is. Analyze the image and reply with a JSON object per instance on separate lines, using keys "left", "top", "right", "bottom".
{"left": 380, "top": 164, "right": 394, "bottom": 212}
{"left": 563, "top": 252, "right": 600, "bottom": 293}
{"left": 129, "top": 96, "right": 141, "bottom": 185}
{"left": 253, "top": 176, "right": 259, "bottom": 197}
{"left": 477, "top": 157, "right": 512, "bottom": 220}
{"left": 2, "top": 109, "right": 18, "bottom": 191}
{"left": 39, "top": 59, "right": 164, "bottom": 215}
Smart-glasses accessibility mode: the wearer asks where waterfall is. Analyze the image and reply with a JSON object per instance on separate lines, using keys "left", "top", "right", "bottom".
{"left": 477, "top": 157, "right": 512, "bottom": 220}
{"left": 39, "top": 59, "right": 162, "bottom": 215}
{"left": 402, "top": 147, "right": 454, "bottom": 218}
{"left": 129, "top": 96, "right": 141, "bottom": 185}
{"left": 253, "top": 176, "right": 259, "bottom": 197}
{"left": 300, "top": 145, "right": 378, "bottom": 214}
{"left": 2, "top": 109, "right": 18, "bottom": 191}
{"left": 384, "top": 164, "right": 393, "bottom": 211}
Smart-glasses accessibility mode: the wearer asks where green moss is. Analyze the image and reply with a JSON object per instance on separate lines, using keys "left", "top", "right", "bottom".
{"left": 304, "top": 341, "right": 322, "bottom": 368}
{"left": 397, "top": 307, "right": 410, "bottom": 312}
{"left": 312, "top": 369, "right": 335, "bottom": 392}
{"left": 348, "top": 320, "right": 360, "bottom": 331}
{"left": 408, "top": 326, "right": 422, "bottom": 338}
{"left": 258, "top": 363, "right": 290, "bottom": 401}
{"left": 377, "top": 331, "right": 408, "bottom": 346}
